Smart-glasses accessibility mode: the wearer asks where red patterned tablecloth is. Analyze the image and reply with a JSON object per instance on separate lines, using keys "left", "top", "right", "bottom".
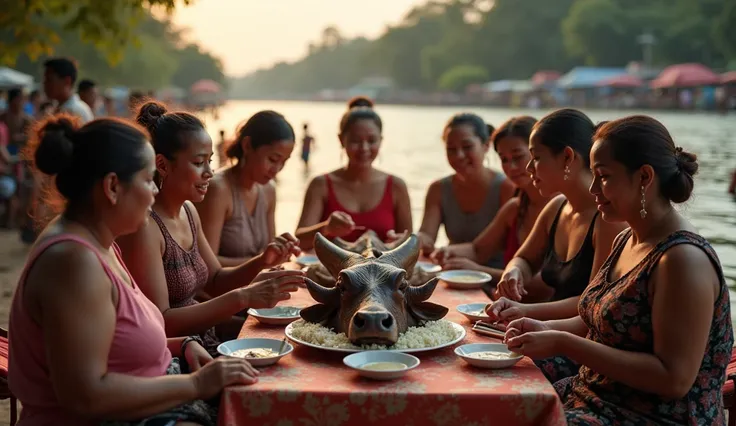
{"left": 219, "top": 273, "right": 566, "bottom": 426}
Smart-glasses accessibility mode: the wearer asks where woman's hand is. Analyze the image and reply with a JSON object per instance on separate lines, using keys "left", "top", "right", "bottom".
{"left": 240, "top": 270, "right": 304, "bottom": 309}
{"left": 324, "top": 211, "right": 355, "bottom": 238}
{"left": 494, "top": 266, "right": 527, "bottom": 301}
{"left": 191, "top": 357, "right": 259, "bottom": 399}
{"left": 485, "top": 297, "right": 527, "bottom": 324}
{"left": 441, "top": 257, "right": 482, "bottom": 271}
{"left": 430, "top": 247, "right": 452, "bottom": 265}
{"left": 260, "top": 233, "right": 301, "bottom": 268}
{"left": 504, "top": 319, "right": 567, "bottom": 360}
{"left": 183, "top": 341, "right": 213, "bottom": 372}
{"left": 417, "top": 233, "right": 435, "bottom": 256}
{"left": 386, "top": 229, "right": 408, "bottom": 243}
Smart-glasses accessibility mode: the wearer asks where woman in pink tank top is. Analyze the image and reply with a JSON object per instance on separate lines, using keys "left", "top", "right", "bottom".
{"left": 295, "top": 106, "right": 413, "bottom": 249}
{"left": 116, "top": 102, "right": 304, "bottom": 356}
{"left": 9, "top": 116, "right": 258, "bottom": 426}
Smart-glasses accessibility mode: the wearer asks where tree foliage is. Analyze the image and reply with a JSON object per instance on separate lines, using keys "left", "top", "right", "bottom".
{"left": 231, "top": 0, "right": 734, "bottom": 97}
{"left": 438, "top": 65, "right": 488, "bottom": 91}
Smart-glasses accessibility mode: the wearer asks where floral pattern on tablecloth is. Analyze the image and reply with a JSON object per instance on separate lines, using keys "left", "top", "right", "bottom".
{"left": 219, "top": 272, "right": 565, "bottom": 426}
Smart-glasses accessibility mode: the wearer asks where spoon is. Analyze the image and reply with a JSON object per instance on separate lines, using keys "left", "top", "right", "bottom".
{"left": 278, "top": 337, "right": 288, "bottom": 355}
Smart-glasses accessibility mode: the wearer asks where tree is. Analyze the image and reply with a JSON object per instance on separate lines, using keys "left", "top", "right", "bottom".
{"left": 437, "top": 65, "right": 488, "bottom": 91}
{"left": 712, "top": 1, "right": 736, "bottom": 63}
{"left": 0, "top": 0, "right": 192, "bottom": 65}
{"left": 562, "top": 0, "right": 636, "bottom": 66}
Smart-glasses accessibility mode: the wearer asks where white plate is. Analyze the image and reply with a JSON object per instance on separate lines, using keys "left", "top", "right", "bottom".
{"left": 437, "top": 270, "right": 492, "bottom": 289}
{"left": 343, "top": 351, "right": 420, "bottom": 380}
{"left": 454, "top": 343, "right": 522, "bottom": 369}
{"left": 456, "top": 303, "right": 491, "bottom": 322}
{"left": 247, "top": 306, "right": 302, "bottom": 325}
{"left": 295, "top": 254, "right": 320, "bottom": 267}
{"left": 416, "top": 261, "right": 442, "bottom": 273}
{"left": 217, "top": 338, "right": 293, "bottom": 367}
{"left": 285, "top": 319, "right": 466, "bottom": 354}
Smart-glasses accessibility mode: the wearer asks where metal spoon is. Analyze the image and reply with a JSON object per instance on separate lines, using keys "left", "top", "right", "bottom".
{"left": 278, "top": 337, "right": 288, "bottom": 355}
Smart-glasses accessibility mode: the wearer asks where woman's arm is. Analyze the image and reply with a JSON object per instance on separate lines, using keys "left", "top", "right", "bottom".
{"left": 295, "top": 176, "right": 329, "bottom": 249}
{"left": 558, "top": 244, "right": 718, "bottom": 398}
{"left": 33, "top": 244, "right": 199, "bottom": 421}
{"left": 416, "top": 181, "right": 442, "bottom": 254}
{"left": 265, "top": 182, "right": 277, "bottom": 242}
{"left": 391, "top": 176, "right": 413, "bottom": 236}
{"left": 116, "top": 218, "right": 247, "bottom": 337}
{"left": 546, "top": 316, "right": 588, "bottom": 337}
{"left": 471, "top": 198, "right": 517, "bottom": 263}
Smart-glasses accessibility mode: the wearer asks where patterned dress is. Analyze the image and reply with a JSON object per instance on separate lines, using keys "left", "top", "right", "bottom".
{"left": 557, "top": 229, "right": 733, "bottom": 425}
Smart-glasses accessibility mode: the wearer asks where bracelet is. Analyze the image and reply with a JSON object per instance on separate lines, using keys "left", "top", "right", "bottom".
{"left": 180, "top": 335, "right": 204, "bottom": 358}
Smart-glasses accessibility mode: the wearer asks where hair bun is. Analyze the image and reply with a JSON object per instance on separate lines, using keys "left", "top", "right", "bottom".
{"left": 136, "top": 101, "right": 167, "bottom": 132}
{"left": 35, "top": 116, "right": 78, "bottom": 176}
{"left": 675, "top": 148, "right": 698, "bottom": 177}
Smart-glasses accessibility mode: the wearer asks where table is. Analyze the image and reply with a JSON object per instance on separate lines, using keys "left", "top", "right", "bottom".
{"left": 218, "top": 273, "right": 566, "bottom": 426}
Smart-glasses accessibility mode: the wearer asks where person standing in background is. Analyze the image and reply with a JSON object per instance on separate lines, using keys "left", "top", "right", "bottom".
{"left": 42, "top": 57, "right": 94, "bottom": 124}
{"left": 0, "top": 88, "right": 32, "bottom": 229}
{"left": 301, "top": 123, "right": 315, "bottom": 169}
{"left": 77, "top": 79, "right": 99, "bottom": 117}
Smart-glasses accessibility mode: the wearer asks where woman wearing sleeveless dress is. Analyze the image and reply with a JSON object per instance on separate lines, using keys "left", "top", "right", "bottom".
{"left": 504, "top": 116, "right": 733, "bottom": 425}
{"left": 117, "top": 102, "right": 305, "bottom": 357}
{"left": 430, "top": 116, "right": 553, "bottom": 289}
{"left": 197, "top": 111, "right": 295, "bottom": 267}
{"left": 295, "top": 107, "right": 412, "bottom": 249}
{"left": 416, "top": 113, "right": 516, "bottom": 269}
{"left": 486, "top": 110, "right": 624, "bottom": 323}
{"left": 9, "top": 115, "right": 258, "bottom": 426}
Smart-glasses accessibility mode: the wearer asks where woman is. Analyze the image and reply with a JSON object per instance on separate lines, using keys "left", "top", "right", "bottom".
{"left": 416, "top": 113, "right": 516, "bottom": 266}
{"left": 117, "top": 102, "right": 304, "bottom": 357}
{"left": 8, "top": 115, "right": 257, "bottom": 426}
{"left": 504, "top": 116, "right": 733, "bottom": 425}
{"left": 487, "top": 110, "right": 624, "bottom": 322}
{"left": 431, "top": 116, "right": 553, "bottom": 288}
{"left": 295, "top": 107, "right": 412, "bottom": 249}
{"left": 197, "top": 111, "right": 294, "bottom": 266}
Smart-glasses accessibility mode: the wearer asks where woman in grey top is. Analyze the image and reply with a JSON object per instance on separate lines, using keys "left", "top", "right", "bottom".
{"left": 418, "top": 113, "right": 515, "bottom": 268}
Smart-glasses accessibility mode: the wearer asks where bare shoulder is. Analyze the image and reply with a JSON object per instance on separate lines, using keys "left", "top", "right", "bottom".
{"left": 206, "top": 172, "right": 231, "bottom": 197}
{"left": 185, "top": 200, "right": 203, "bottom": 227}
{"left": 537, "top": 194, "right": 567, "bottom": 226}
{"left": 390, "top": 174, "right": 408, "bottom": 191}
{"left": 654, "top": 241, "right": 720, "bottom": 294}
{"left": 117, "top": 214, "right": 165, "bottom": 255}
{"left": 306, "top": 174, "right": 329, "bottom": 194}
{"left": 263, "top": 180, "right": 277, "bottom": 199}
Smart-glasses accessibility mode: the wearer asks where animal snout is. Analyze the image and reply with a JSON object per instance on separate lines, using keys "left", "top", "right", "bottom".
{"left": 350, "top": 307, "right": 399, "bottom": 345}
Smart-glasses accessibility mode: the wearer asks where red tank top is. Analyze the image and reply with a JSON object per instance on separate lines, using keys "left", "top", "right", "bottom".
{"left": 322, "top": 174, "right": 396, "bottom": 242}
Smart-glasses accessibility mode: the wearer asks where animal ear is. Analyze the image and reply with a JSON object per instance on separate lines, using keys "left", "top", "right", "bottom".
{"left": 300, "top": 304, "right": 339, "bottom": 324}
{"left": 314, "top": 233, "right": 364, "bottom": 277}
{"left": 407, "top": 301, "right": 448, "bottom": 322}
{"left": 378, "top": 234, "right": 420, "bottom": 272}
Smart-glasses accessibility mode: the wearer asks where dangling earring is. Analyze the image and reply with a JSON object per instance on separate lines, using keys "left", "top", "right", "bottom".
{"left": 640, "top": 185, "right": 647, "bottom": 219}
{"left": 563, "top": 165, "right": 571, "bottom": 181}
{"left": 483, "top": 156, "right": 490, "bottom": 168}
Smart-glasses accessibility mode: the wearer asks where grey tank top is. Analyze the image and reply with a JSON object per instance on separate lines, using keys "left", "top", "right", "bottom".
{"left": 218, "top": 180, "right": 269, "bottom": 259}
{"left": 440, "top": 173, "right": 506, "bottom": 269}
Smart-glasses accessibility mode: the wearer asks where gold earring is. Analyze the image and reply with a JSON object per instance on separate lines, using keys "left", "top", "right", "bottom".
{"left": 640, "top": 185, "right": 647, "bottom": 219}
{"left": 563, "top": 165, "right": 571, "bottom": 181}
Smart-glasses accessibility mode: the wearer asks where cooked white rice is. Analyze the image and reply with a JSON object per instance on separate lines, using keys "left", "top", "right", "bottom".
{"left": 288, "top": 319, "right": 461, "bottom": 350}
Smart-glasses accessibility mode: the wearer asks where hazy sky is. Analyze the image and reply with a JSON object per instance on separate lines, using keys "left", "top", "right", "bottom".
{"left": 172, "top": 0, "right": 424, "bottom": 77}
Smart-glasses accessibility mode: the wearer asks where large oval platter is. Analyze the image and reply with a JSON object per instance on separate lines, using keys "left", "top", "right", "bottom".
{"left": 284, "top": 319, "right": 466, "bottom": 354}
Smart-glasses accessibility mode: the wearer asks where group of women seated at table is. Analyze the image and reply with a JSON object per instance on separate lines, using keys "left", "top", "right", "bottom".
{"left": 6, "top": 95, "right": 732, "bottom": 426}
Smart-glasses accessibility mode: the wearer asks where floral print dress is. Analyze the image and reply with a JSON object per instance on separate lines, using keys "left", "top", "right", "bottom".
{"left": 556, "top": 229, "right": 733, "bottom": 425}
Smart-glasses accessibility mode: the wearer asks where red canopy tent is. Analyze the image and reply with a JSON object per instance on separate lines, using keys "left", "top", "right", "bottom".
{"left": 596, "top": 74, "right": 644, "bottom": 88}
{"left": 190, "top": 79, "right": 222, "bottom": 94}
{"left": 531, "top": 70, "right": 561, "bottom": 87}
{"left": 650, "top": 63, "right": 721, "bottom": 89}
{"left": 721, "top": 71, "right": 736, "bottom": 85}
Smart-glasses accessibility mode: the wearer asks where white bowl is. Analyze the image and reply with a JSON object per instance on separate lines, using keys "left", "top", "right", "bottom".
{"left": 416, "top": 261, "right": 442, "bottom": 273}
{"left": 456, "top": 303, "right": 491, "bottom": 322}
{"left": 455, "top": 343, "right": 523, "bottom": 369}
{"left": 247, "top": 306, "right": 302, "bottom": 325}
{"left": 295, "top": 254, "right": 320, "bottom": 267}
{"left": 217, "top": 338, "right": 293, "bottom": 367}
{"left": 437, "top": 270, "right": 492, "bottom": 289}
{"left": 343, "top": 351, "right": 420, "bottom": 380}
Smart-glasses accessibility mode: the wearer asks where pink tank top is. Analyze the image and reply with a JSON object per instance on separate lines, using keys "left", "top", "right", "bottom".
{"left": 8, "top": 234, "right": 172, "bottom": 426}
{"left": 322, "top": 174, "right": 396, "bottom": 242}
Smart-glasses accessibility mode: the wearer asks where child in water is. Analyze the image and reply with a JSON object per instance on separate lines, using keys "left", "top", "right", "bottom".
{"left": 301, "top": 123, "right": 315, "bottom": 167}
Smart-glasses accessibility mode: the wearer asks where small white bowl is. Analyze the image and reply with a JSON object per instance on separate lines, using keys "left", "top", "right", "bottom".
{"left": 416, "top": 261, "right": 442, "bottom": 273}
{"left": 437, "top": 270, "right": 492, "bottom": 289}
{"left": 456, "top": 303, "right": 491, "bottom": 322}
{"left": 295, "top": 254, "right": 320, "bottom": 267}
{"left": 455, "top": 343, "right": 523, "bottom": 369}
{"left": 217, "top": 338, "right": 293, "bottom": 367}
{"left": 247, "top": 306, "right": 302, "bottom": 326}
{"left": 343, "top": 351, "right": 420, "bottom": 380}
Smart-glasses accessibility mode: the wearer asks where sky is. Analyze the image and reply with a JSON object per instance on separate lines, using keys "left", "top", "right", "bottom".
{"left": 171, "top": 0, "right": 424, "bottom": 77}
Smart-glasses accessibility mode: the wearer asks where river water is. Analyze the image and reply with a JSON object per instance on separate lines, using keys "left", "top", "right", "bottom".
{"left": 203, "top": 100, "right": 736, "bottom": 292}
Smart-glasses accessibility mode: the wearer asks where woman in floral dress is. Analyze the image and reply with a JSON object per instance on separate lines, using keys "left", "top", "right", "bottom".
{"left": 504, "top": 115, "right": 733, "bottom": 425}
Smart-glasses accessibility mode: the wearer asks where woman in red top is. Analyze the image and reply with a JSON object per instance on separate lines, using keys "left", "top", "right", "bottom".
{"left": 296, "top": 107, "right": 412, "bottom": 249}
